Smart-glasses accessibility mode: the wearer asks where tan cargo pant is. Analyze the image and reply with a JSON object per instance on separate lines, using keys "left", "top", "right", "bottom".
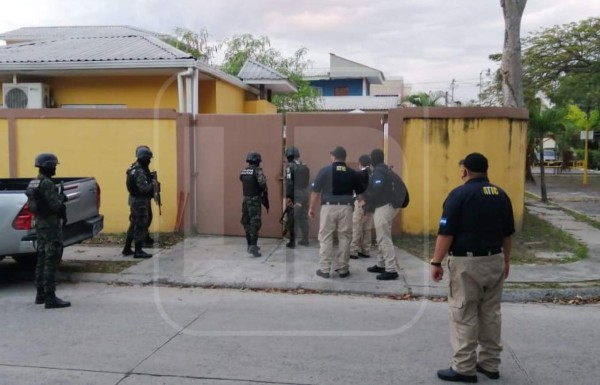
{"left": 318, "top": 204, "right": 353, "bottom": 274}
{"left": 350, "top": 200, "right": 373, "bottom": 256}
{"left": 373, "top": 203, "right": 400, "bottom": 272}
{"left": 447, "top": 254, "right": 505, "bottom": 375}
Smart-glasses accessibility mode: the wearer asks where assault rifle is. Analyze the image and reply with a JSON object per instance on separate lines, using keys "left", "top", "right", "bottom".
{"left": 150, "top": 171, "right": 162, "bottom": 215}
{"left": 279, "top": 203, "right": 294, "bottom": 237}
{"left": 261, "top": 189, "right": 270, "bottom": 213}
{"left": 58, "top": 181, "right": 68, "bottom": 226}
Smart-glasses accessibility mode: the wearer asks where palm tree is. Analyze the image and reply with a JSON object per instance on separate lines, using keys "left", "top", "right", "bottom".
{"left": 528, "top": 106, "right": 567, "bottom": 202}
{"left": 402, "top": 91, "right": 445, "bottom": 107}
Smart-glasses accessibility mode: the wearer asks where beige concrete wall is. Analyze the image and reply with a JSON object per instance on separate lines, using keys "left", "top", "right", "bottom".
{"left": 1, "top": 108, "right": 528, "bottom": 237}
{"left": 286, "top": 112, "right": 386, "bottom": 238}
{"left": 194, "top": 114, "right": 284, "bottom": 237}
{"left": 389, "top": 107, "right": 528, "bottom": 235}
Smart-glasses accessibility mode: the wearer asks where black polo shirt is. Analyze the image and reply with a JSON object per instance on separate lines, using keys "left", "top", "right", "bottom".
{"left": 311, "top": 161, "right": 365, "bottom": 204}
{"left": 438, "top": 177, "right": 515, "bottom": 253}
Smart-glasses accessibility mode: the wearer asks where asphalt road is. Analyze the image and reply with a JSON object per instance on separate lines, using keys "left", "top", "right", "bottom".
{"left": 1, "top": 282, "right": 599, "bottom": 385}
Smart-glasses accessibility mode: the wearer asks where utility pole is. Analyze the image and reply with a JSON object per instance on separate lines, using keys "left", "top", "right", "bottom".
{"left": 450, "top": 79, "right": 456, "bottom": 105}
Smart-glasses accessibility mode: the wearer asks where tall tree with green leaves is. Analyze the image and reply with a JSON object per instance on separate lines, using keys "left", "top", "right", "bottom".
{"left": 161, "top": 27, "right": 220, "bottom": 63}
{"left": 522, "top": 17, "right": 600, "bottom": 110}
{"left": 220, "top": 34, "right": 319, "bottom": 112}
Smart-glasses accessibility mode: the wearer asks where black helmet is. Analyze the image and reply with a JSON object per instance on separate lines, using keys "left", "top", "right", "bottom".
{"left": 35, "top": 153, "right": 59, "bottom": 168}
{"left": 246, "top": 152, "right": 262, "bottom": 164}
{"left": 285, "top": 146, "right": 300, "bottom": 159}
{"left": 135, "top": 145, "right": 150, "bottom": 157}
{"left": 136, "top": 146, "right": 153, "bottom": 161}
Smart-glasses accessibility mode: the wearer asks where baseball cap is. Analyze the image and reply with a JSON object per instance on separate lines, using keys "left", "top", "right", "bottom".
{"left": 460, "top": 152, "right": 488, "bottom": 173}
{"left": 370, "top": 149, "right": 384, "bottom": 165}
{"left": 330, "top": 146, "right": 347, "bottom": 160}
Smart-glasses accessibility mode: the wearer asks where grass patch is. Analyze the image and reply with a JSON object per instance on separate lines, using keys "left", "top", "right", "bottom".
{"left": 519, "top": 208, "right": 588, "bottom": 263}
{"left": 395, "top": 207, "right": 588, "bottom": 265}
{"left": 562, "top": 208, "right": 600, "bottom": 231}
{"left": 60, "top": 260, "right": 138, "bottom": 274}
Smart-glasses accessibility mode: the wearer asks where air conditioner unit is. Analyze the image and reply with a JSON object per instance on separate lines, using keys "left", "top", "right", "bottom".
{"left": 2, "top": 83, "right": 50, "bottom": 108}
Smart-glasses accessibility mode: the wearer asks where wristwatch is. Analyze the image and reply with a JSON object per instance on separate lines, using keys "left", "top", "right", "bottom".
{"left": 430, "top": 261, "right": 442, "bottom": 267}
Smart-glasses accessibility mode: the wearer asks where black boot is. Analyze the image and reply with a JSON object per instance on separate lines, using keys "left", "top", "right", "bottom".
{"left": 248, "top": 237, "right": 261, "bottom": 257}
{"left": 143, "top": 234, "right": 155, "bottom": 247}
{"left": 286, "top": 235, "right": 295, "bottom": 248}
{"left": 246, "top": 233, "right": 251, "bottom": 252}
{"left": 45, "top": 291, "right": 71, "bottom": 309}
{"left": 122, "top": 236, "right": 133, "bottom": 256}
{"left": 35, "top": 287, "right": 45, "bottom": 305}
{"left": 133, "top": 243, "right": 152, "bottom": 259}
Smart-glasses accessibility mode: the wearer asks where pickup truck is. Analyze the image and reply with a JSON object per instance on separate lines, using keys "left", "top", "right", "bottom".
{"left": 0, "top": 177, "right": 104, "bottom": 265}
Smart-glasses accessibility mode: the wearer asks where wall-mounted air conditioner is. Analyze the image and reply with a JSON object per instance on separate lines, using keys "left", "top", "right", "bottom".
{"left": 2, "top": 83, "right": 50, "bottom": 108}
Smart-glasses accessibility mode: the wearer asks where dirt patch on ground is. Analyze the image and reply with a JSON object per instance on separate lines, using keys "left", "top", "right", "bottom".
{"left": 83, "top": 232, "right": 184, "bottom": 248}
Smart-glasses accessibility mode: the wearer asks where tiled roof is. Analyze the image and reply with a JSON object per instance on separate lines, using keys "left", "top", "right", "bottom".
{"left": 237, "top": 59, "right": 297, "bottom": 93}
{"left": 317, "top": 96, "right": 399, "bottom": 111}
{"left": 238, "top": 59, "right": 287, "bottom": 80}
{"left": 0, "top": 26, "right": 161, "bottom": 42}
{"left": 0, "top": 35, "right": 192, "bottom": 64}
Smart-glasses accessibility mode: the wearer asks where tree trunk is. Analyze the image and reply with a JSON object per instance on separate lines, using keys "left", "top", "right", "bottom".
{"left": 501, "top": 0, "right": 527, "bottom": 108}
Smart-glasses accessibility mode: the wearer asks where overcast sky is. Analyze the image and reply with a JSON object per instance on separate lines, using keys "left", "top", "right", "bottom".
{"left": 0, "top": 0, "right": 597, "bottom": 103}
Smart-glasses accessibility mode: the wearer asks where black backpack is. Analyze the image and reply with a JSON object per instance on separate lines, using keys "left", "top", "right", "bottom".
{"left": 387, "top": 168, "right": 410, "bottom": 208}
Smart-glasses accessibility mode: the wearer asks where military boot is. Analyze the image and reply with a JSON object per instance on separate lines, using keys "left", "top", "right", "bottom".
{"left": 246, "top": 233, "right": 252, "bottom": 252}
{"left": 143, "top": 234, "right": 155, "bottom": 248}
{"left": 35, "top": 287, "right": 45, "bottom": 305}
{"left": 133, "top": 244, "right": 152, "bottom": 259}
{"left": 45, "top": 291, "right": 71, "bottom": 309}
{"left": 248, "top": 245, "right": 262, "bottom": 257}
{"left": 122, "top": 236, "right": 134, "bottom": 256}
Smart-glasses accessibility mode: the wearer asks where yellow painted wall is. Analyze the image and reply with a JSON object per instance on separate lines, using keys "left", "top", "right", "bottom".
{"left": 399, "top": 117, "right": 527, "bottom": 234}
{"left": 12, "top": 117, "right": 178, "bottom": 233}
{"left": 0, "top": 119, "right": 8, "bottom": 176}
{"left": 199, "top": 80, "right": 217, "bottom": 113}
{"left": 215, "top": 80, "right": 246, "bottom": 113}
{"left": 244, "top": 100, "right": 277, "bottom": 114}
{"left": 45, "top": 76, "right": 180, "bottom": 110}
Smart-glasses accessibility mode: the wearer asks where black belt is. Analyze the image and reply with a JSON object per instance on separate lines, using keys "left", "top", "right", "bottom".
{"left": 449, "top": 249, "right": 502, "bottom": 257}
{"left": 323, "top": 201, "right": 352, "bottom": 206}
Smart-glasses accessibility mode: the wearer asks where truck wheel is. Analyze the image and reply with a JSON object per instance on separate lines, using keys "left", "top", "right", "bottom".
{"left": 13, "top": 254, "right": 38, "bottom": 268}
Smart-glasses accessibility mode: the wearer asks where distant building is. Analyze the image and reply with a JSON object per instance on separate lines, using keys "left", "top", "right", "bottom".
{"left": 303, "top": 53, "right": 400, "bottom": 112}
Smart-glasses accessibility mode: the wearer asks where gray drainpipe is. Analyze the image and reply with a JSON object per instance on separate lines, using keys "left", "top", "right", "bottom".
{"left": 177, "top": 68, "right": 194, "bottom": 113}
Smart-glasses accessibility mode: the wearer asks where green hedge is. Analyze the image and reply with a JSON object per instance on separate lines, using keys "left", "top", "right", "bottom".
{"left": 575, "top": 149, "right": 600, "bottom": 169}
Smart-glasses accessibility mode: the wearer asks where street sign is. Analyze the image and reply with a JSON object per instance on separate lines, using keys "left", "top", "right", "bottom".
{"left": 580, "top": 131, "right": 594, "bottom": 140}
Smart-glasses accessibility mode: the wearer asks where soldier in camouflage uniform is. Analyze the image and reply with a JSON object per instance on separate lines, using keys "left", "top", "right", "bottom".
{"left": 122, "top": 145, "right": 154, "bottom": 254}
{"left": 122, "top": 146, "right": 154, "bottom": 259}
{"left": 284, "top": 146, "right": 310, "bottom": 248}
{"left": 29, "top": 153, "right": 71, "bottom": 309}
{"left": 240, "top": 152, "right": 268, "bottom": 257}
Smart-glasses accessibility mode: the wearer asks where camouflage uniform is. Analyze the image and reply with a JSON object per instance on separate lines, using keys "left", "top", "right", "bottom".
{"left": 126, "top": 162, "right": 154, "bottom": 246}
{"left": 284, "top": 160, "right": 310, "bottom": 246}
{"left": 240, "top": 163, "right": 267, "bottom": 256}
{"left": 33, "top": 174, "right": 66, "bottom": 294}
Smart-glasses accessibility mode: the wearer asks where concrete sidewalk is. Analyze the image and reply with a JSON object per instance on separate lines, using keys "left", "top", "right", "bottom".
{"left": 60, "top": 212, "right": 600, "bottom": 302}
{"left": 55, "top": 174, "right": 600, "bottom": 302}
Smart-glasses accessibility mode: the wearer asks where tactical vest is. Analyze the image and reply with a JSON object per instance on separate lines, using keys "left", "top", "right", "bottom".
{"left": 25, "top": 179, "right": 41, "bottom": 214}
{"left": 126, "top": 164, "right": 151, "bottom": 198}
{"left": 287, "top": 162, "right": 310, "bottom": 189}
{"left": 241, "top": 166, "right": 262, "bottom": 197}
